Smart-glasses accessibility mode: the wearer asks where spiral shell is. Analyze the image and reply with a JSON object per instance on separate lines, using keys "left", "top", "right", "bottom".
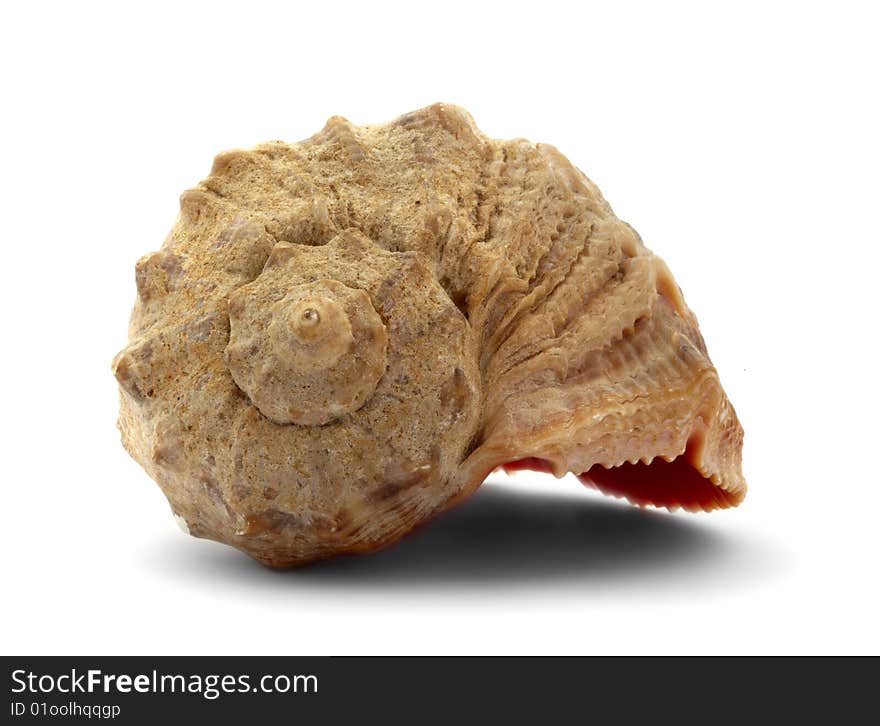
{"left": 112, "top": 103, "right": 745, "bottom": 567}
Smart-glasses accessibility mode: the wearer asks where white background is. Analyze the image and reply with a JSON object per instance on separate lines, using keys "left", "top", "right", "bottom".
{"left": 2, "top": 1, "right": 878, "bottom": 655}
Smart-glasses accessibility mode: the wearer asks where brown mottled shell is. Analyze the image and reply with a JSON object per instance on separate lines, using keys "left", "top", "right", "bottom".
{"left": 112, "top": 103, "right": 745, "bottom": 567}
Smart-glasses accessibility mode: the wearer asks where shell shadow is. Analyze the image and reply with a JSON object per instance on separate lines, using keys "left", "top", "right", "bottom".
{"left": 147, "top": 479, "right": 776, "bottom": 590}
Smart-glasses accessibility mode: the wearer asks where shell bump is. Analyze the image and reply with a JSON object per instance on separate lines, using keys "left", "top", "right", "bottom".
{"left": 112, "top": 104, "right": 746, "bottom": 567}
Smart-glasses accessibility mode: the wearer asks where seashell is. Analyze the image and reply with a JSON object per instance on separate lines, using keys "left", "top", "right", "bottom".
{"left": 112, "top": 103, "right": 745, "bottom": 567}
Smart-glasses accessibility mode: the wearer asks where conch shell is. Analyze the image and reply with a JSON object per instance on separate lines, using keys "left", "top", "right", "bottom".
{"left": 112, "top": 104, "right": 745, "bottom": 567}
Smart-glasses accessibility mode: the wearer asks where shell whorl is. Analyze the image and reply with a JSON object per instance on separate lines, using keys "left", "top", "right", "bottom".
{"left": 227, "top": 278, "right": 388, "bottom": 426}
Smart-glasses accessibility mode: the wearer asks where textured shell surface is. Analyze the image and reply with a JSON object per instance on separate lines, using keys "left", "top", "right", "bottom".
{"left": 112, "top": 103, "right": 745, "bottom": 567}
